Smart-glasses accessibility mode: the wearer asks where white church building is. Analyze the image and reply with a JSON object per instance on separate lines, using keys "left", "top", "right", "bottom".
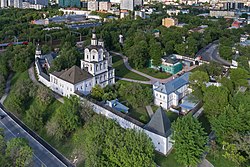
{"left": 36, "top": 29, "right": 115, "bottom": 97}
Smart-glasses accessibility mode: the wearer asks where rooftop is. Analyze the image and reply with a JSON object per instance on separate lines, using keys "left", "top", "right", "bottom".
{"left": 51, "top": 65, "right": 93, "bottom": 84}
{"left": 155, "top": 72, "right": 190, "bottom": 95}
{"left": 144, "top": 107, "right": 171, "bottom": 137}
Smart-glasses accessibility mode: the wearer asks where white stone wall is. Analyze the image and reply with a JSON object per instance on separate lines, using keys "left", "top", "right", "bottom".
{"left": 77, "top": 95, "right": 173, "bottom": 155}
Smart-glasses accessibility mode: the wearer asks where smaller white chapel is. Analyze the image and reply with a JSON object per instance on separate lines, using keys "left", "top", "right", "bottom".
{"left": 49, "top": 29, "right": 115, "bottom": 97}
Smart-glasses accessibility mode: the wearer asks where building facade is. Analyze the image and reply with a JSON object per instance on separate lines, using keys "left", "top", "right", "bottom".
{"left": 153, "top": 73, "right": 190, "bottom": 110}
{"left": 59, "top": 0, "right": 81, "bottom": 7}
{"left": 162, "top": 18, "right": 178, "bottom": 28}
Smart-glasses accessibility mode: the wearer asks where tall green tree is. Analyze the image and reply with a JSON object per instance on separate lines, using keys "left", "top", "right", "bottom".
{"left": 46, "top": 96, "right": 80, "bottom": 140}
{"left": 5, "top": 138, "right": 33, "bottom": 167}
{"left": 73, "top": 115, "right": 155, "bottom": 167}
{"left": 203, "top": 86, "right": 229, "bottom": 118}
{"left": 172, "top": 115, "right": 208, "bottom": 167}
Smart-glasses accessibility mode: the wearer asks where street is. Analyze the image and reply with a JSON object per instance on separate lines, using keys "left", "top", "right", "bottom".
{"left": 0, "top": 107, "right": 68, "bottom": 167}
{"left": 196, "top": 42, "right": 231, "bottom": 66}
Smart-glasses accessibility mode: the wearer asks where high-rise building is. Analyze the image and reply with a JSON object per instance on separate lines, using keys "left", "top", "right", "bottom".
{"left": 120, "top": 0, "right": 134, "bottom": 10}
{"left": 59, "top": 0, "right": 81, "bottom": 7}
{"left": 0, "top": 0, "right": 7, "bottom": 8}
{"left": 14, "top": 0, "right": 22, "bottom": 8}
{"left": 8, "top": 0, "right": 14, "bottom": 7}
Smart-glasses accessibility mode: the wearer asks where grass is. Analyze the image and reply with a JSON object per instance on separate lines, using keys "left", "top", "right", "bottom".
{"left": 206, "top": 151, "right": 237, "bottom": 167}
{"left": 112, "top": 55, "right": 149, "bottom": 81}
{"left": 129, "top": 61, "right": 172, "bottom": 79}
{"left": 128, "top": 107, "right": 150, "bottom": 124}
{"left": 137, "top": 68, "right": 172, "bottom": 79}
{"left": 155, "top": 151, "right": 184, "bottom": 167}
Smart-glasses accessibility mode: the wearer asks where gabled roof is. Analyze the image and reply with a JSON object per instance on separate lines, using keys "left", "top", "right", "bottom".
{"left": 144, "top": 107, "right": 171, "bottom": 137}
{"left": 155, "top": 72, "right": 190, "bottom": 95}
{"left": 51, "top": 65, "right": 93, "bottom": 84}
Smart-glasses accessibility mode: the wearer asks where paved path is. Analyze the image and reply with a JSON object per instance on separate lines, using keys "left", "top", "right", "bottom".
{"left": 28, "top": 64, "right": 64, "bottom": 103}
{"left": 0, "top": 73, "right": 13, "bottom": 104}
{"left": 111, "top": 51, "right": 175, "bottom": 83}
{"left": 198, "top": 159, "right": 214, "bottom": 167}
{"left": 0, "top": 106, "right": 68, "bottom": 167}
{"left": 111, "top": 51, "right": 197, "bottom": 84}
{"left": 193, "top": 107, "right": 204, "bottom": 118}
{"left": 146, "top": 105, "right": 154, "bottom": 118}
{"left": 116, "top": 77, "right": 152, "bottom": 85}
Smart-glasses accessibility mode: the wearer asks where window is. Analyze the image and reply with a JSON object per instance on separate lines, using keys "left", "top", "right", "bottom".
{"left": 93, "top": 55, "right": 95, "bottom": 59}
{"left": 86, "top": 84, "right": 87, "bottom": 87}
{"left": 156, "top": 93, "right": 158, "bottom": 97}
{"left": 86, "top": 55, "right": 88, "bottom": 59}
{"left": 81, "top": 86, "right": 82, "bottom": 89}
{"left": 158, "top": 142, "right": 160, "bottom": 145}
{"left": 163, "top": 96, "right": 165, "bottom": 99}
{"left": 70, "top": 88, "right": 72, "bottom": 91}
{"left": 96, "top": 65, "right": 98, "bottom": 71}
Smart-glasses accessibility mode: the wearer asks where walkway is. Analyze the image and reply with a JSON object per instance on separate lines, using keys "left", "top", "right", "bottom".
{"left": 111, "top": 51, "right": 196, "bottom": 84}
{"left": 146, "top": 105, "right": 154, "bottom": 118}
{"left": 115, "top": 77, "right": 152, "bottom": 85}
{"left": 0, "top": 73, "right": 13, "bottom": 104}
{"left": 28, "top": 64, "right": 64, "bottom": 103}
{"left": 198, "top": 159, "right": 214, "bottom": 167}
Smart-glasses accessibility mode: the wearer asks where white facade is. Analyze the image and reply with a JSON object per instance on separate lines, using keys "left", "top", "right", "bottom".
{"left": 153, "top": 73, "right": 190, "bottom": 110}
{"left": 88, "top": 1, "right": 98, "bottom": 11}
{"left": 49, "top": 30, "right": 115, "bottom": 97}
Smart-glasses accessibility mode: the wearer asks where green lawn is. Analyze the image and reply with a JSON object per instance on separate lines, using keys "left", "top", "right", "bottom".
{"left": 155, "top": 151, "right": 184, "bottom": 167}
{"left": 128, "top": 107, "right": 150, "bottom": 124}
{"left": 137, "top": 68, "right": 172, "bottom": 79}
{"left": 112, "top": 55, "right": 149, "bottom": 81}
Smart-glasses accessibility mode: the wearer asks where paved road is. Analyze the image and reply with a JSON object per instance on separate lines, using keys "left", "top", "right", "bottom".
{"left": 196, "top": 41, "right": 231, "bottom": 66}
{"left": 0, "top": 107, "right": 67, "bottom": 167}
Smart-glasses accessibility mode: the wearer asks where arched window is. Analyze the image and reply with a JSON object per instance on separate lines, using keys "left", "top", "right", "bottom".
{"left": 96, "top": 64, "right": 98, "bottom": 71}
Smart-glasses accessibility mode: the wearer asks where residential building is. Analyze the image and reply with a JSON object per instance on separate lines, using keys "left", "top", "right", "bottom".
{"left": 162, "top": 18, "right": 178, "bottom": 28}
{"left": 0, "top": 0, "right": 7, "bottom": 7}
{"left": 120, "top": 0, "right": 142, "bottom": 11}
{"left": 87, "top": 1, "right": 98, "bottom": 11}
{"left": 134, "top": 11, "right": 146, "bottom": 19}
{"left": 106, "top": 99, "right": 129, "bottom": 113}
{"left": 209, "top": 10, "right": 235, "bottom": 18}
{"left": 59, "top": 0, "right": 81, "bottom": 7}
{"left": 14, "top": 0, "right": 22, "bottom": 8}
{"left": 99, "top": 1, "right": 111, "bottom": 11}
{"left": 150, "top": 55, "right": 183, "bottom": 75}
{"left": 153, "top": 72, "right": 190, "bottom": 110}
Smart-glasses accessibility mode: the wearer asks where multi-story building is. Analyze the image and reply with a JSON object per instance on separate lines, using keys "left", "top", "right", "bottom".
{"left": 99, "top": 1, "right": 111, "bottom": 11}
{"left": 87, "top": 0, "right": 98, "bottom": 11}
{"left": 162, "top": 18, "right": 178, "bottom": 28}
{"left": 14, "top": 0, "right": 22, "bottom": 8}
{"left": 153, "top": 72, "right": 190, "bottom": 110}
{"left": 49, "top": 29, "right": 115, "bottom": 97}
{"left": 59, "top": 0, "right": 81, "bottom": 7}
{"left": 0, "top": 0, "right": 7, "bottom": 7}
{"left": 120, "top": 0, "right": 142, "bottom": 11}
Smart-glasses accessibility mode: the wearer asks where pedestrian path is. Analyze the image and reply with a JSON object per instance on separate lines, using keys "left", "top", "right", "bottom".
{"left": 0, "top": 73, "right": 13, "bottom": 104}
{"left": 146, "top": 105, "right": 154, "bottom": 118}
